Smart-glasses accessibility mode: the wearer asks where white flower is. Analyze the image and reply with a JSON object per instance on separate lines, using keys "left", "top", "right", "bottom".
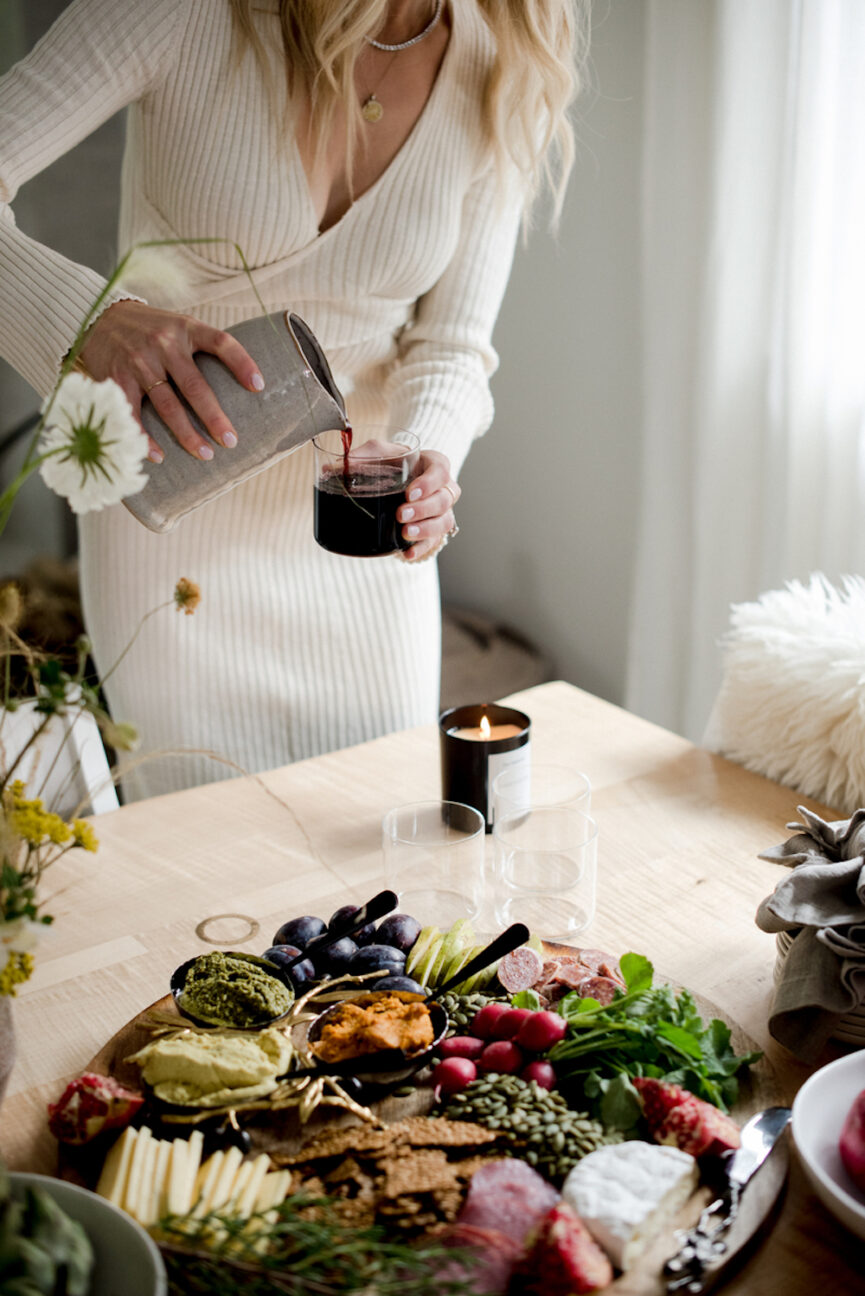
{"left": 0, "top": 918, "right": 43, "bottom": 955}
{"left": 38, "top": 373, "right": 149, "bottom": 513}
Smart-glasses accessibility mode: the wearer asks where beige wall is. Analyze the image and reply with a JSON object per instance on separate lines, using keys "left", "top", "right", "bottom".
{"left": 440, "top": 0, "right": 646, "bottom": 707}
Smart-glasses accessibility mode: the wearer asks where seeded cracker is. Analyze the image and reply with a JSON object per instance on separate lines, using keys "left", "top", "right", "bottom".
{"left": 277, "top": 1116, "right": 505, "bottom": 1235}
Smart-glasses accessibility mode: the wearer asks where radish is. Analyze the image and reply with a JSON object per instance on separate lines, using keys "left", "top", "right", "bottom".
{"left": 516, "top": 1010, "right": 567, "bottom": 1053}
{"left": 839, "top": 1086, "right": 865, "bottom": 1193}
{"left": 521, "top": 1060, "right": 556, "bottom": 1090}
{"left": 471, "top": 1002, "right": 511, "bottom": 1039}
{"left": 478, "top": 1040, "right": 524, "bottom": 1074}
{"left": 491, "top": 1007, "right": 534, "bottom": 1040}
{"left": 433, "top": 1057, "right": 478, "bottom": 1094}
{"left": 438, "top": 1036, "right": 486, "bottom": 1061}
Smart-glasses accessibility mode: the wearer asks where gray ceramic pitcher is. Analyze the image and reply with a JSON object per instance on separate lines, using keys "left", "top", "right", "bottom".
{"left": 124, "top": 311, "right": 347, "bottom": 533}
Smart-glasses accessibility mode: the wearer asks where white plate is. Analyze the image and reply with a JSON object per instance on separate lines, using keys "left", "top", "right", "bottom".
{"left": 792, "top": 1051, "right": 865, "bottom": 1240}
{"left": 9, "top": 1172, "right": 167, "bottom": 1296}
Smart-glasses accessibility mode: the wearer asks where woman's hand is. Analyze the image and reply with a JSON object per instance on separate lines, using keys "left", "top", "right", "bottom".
{"left": 78, "top": 300, "right": 265, "bottom": 463}
{"left": 397, "top": 449, "right": 460, "bottom": 562}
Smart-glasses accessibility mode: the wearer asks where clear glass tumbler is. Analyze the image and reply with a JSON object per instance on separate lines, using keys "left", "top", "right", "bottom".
{"left": 313, "top": 425, "right": 420, "bottom": 557}
{"left": 492, "top": 763, "right": 591, "bottom": 826}
{"left": 493, "top": 806, "right": 598, "bottom": 942}
{"left": 382, "top": 800, "right": 486, "bottom": 929}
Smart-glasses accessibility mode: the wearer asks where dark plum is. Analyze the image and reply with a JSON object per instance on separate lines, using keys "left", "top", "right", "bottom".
{"left": 328, "top": 904, "right": 377, "bottom": 946}
{"left": 317, "top": 936, "right": 358, "bottom": 975}
{"left": 272, "top": 915, "right": 327, "bottom": 950}
{"left": 373, "top": 975, "right": 426, "bottom": 995}
{"left": 375, "top": 913, "right": 422, "bottom": 954}
{"left": 347, "top": 943, "right": 406, "bottom": 977}
{"left": 261, "top": 944, "right": 316, "bottom": 988}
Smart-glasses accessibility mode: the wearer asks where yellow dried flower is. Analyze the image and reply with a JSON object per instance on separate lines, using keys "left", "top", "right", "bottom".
{"left": 0, "top": 582, "right": 22, "bottom": 631}
{"left": 72, "top": 819, "right": 99, "bottom": 853}
{"left": 174, "top": 578, "right": 201, "bottom": 615}
{"left": 0, "top": 950, "right": 34, "bottom": 996}
{"left": 10, "top": 798, "right": 71, "bottom": 847}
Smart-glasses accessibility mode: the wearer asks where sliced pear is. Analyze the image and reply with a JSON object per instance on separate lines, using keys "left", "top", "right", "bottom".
{"left": 430, "top": 918, "right": 474, "bottom": 986}
{"left": 406, "top": 925, "right": 440, "bottom": 977}
{"left": 453, "top": 944, "right": 487, "bottom": 994}
{"left": 409, "top": 934, "right": 443, "bottom": 988}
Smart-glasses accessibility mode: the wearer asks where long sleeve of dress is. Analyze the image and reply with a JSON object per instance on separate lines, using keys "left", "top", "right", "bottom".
{"left": 385, "top": 164, "right": 526, "bottom": 479}
{"left": 0, "top": 0, "right": 184, "bottom": 396}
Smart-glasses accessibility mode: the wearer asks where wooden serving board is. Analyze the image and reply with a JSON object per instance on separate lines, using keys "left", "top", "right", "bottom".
{"left": 59, "top": 957, "right": 789, "bottom": 1296}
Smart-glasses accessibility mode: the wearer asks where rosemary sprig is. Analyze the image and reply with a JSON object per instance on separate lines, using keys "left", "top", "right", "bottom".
{"left": 159, "top": 1195, "right": 475, "bottom": 1296}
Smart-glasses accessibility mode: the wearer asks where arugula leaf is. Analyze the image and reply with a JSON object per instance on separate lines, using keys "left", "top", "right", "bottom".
{"left": 620, "top": 952, "right": 654, "bottom": 993}
{"left": 598, "top": 1073, "right": 643, "bottom": 1132}
{"left": 548, "top": 951, "right": 762, "bottom": 1124}
{"left": 511, "top": 989, "right": 541, "bottom": 1011}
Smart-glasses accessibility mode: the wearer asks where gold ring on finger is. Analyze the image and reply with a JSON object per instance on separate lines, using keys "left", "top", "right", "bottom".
{"left": 144, "top": 378, "right": 170, "bottom": 395}
{"left": 444, "top": 482, "right": 459, "bottom": 507}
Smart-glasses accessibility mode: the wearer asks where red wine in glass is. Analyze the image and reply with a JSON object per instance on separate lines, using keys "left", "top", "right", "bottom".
{"left": 315, "top": 464, "right": 411, "bottom": 557}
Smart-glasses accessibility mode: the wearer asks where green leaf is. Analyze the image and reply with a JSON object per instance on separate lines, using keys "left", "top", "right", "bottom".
{"left": 599, "top": 1073, "right": 643, "bottom": 1131}
{"left": 620, "top": 952, "right": 654, "bottom": 993}
{"left": 654, "top": 1021, "right": 703, "bottom": 1061}
{"left": 511, "top": 989, "right": 541, "bottom": 1011}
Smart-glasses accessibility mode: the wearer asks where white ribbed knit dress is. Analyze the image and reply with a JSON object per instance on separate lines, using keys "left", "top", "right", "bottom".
{"left": 0, "top": 0, "right": 524, "bottom": 799}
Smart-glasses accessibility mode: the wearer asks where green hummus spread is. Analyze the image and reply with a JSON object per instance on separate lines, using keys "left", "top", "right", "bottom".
{"left": 129, "top": 1027, "right": 293, "bottom": 1107}
{"left": 180, "top": 951, "right": 293, "bottom": 1028}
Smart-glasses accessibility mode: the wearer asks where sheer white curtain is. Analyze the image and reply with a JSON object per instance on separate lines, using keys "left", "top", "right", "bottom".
{"left": 626, "top": 0, "right": 865, "bottom": 740}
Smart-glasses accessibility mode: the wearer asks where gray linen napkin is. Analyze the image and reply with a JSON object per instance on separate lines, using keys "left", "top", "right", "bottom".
{"left": 755, "top": 806, "right": 865, "bottom": 1060}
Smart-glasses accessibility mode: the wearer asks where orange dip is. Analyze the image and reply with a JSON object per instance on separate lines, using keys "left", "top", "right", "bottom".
{"left": 313, "top": 994, "right": 434, "bottom": 1063}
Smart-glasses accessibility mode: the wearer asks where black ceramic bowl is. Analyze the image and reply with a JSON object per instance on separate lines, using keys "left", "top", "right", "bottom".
{"left": 305, "top": 990, "right": 448, "bottom": 1084}
{"left": 170, "top": 950, "right": 295, "bottom": 1030}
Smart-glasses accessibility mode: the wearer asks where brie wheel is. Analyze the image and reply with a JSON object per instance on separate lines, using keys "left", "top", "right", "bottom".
{"left": 562, "top": 1141, "right": 699, "bottom": 1271}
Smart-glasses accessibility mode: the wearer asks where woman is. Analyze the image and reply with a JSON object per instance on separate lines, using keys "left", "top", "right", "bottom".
{"left": 0, "top": 0, "right": 586, "bottom": 798}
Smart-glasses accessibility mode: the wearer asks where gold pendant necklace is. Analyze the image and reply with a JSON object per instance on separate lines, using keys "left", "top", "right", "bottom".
{"left": 359, "top": 1, "right": 444, "bottom": 124}
{"left": 361, "top": 94, "right": 384, "bottom": 123}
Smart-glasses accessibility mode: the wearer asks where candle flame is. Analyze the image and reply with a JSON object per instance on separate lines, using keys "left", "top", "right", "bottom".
{"left": 479, "top": 714, "right": 491, "bottom": 740}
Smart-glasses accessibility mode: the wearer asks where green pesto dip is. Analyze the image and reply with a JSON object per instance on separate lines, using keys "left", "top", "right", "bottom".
{"left": 181, "top": 951, "right": 293, "bottom": 1028}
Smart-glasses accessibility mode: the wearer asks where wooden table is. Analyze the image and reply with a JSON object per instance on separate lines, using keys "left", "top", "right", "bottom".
{"left": 0, "top": 682, "right": 861, "bottom": 1291}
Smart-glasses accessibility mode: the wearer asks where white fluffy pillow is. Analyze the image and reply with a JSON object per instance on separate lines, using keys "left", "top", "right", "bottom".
{"left": 704, "top": 574, "right": 865, "bottom": 815}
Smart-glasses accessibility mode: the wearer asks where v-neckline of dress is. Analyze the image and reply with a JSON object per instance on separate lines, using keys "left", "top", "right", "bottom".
{"left": 293, "top": 2, "right": 459, "bottom": 243}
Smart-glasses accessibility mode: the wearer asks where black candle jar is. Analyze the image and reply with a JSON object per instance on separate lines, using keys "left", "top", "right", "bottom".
{"left": 439, "top": 704, "right": 531, "bottom": 832}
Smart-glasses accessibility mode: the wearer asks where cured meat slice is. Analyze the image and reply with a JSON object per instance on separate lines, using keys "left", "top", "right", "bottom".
{"left": 572, "top": 975, "right": 620, "bottom": 1006}
{"left": 435, "top": 1223, "right": 523, "bottom": 1294}
{"left": 459, "top": 1159, "right": 560, "bottom": 1249}
{"left": 498, "top": 946, "right": 545, "bottom": 993}
{"left": 513, "top": 1202, "right": 614, "bottom": 1294}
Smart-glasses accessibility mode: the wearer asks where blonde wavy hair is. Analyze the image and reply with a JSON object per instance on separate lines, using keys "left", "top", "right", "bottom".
{"left": 227, "top": 0, "right": 590, "bottom": 221}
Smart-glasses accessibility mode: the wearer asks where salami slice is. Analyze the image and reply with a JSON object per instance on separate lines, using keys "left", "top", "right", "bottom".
{"left": 497, "top": 946, "right": 545, "bottom": 994}
{"left": 459, "top": 1159, "right": 560, "bottom": 1247}
{"left": 573, "top": 975, "right": 620, "bottom": 1005}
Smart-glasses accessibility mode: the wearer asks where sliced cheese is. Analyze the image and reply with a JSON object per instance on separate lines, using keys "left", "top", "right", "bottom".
{"left": 146, "top": 1138, "right": 173, "bottom": 1226}
{"left": 208, "top": 1146, "right": 245, "bottom": 1212}
{"left": 562, "top": 1141, "right": 699, "bottom": 1271}
{"left": 122, "top": 1124, "right": 154, "bottom": 1221}
{"left": 255, "top": 1166, "right": 293, "bottom": 1213}
{"left": 96, "top": 1125, "right": 138, "bottom": 1207}
{"left": 192, "top": 1151, "right": 224, "bottom": 1217}
{"left": 235, "top": 1155, "right": 271, "bottom": 1219}
{"left": 166, "top": 1140, "right": 190, "bottom": 1216}
{"left": 183, "top": 1130, "right": 205, "bottom": 1213}
{"left": 133, "top": 1134, "right": 161, "bottom": 1224}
